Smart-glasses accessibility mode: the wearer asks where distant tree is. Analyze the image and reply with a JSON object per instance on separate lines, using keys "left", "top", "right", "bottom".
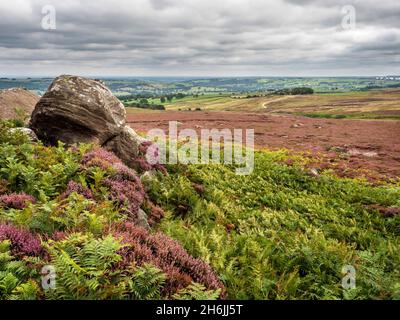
{"left": 274, "top": 89, "right": 290, "bottom": 95}
{"left": 290, "top": 87, "right": 314, "bottom": 95}
{"left": 160, "top": 97, "right": 166, "bottom": 103}
{"left": 139, "top": 98, "right": 149, "bottom": 104}
{"left": 152, "top": 105, "right": 166, "bottom": 110}
{"left": 127, "top": 101, "right": 165, "bottom": 111}
{"left": 273, "top": 87, "right": 313, "bottom": 95}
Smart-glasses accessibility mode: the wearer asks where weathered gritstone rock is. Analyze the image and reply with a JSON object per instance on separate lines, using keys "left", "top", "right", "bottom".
{"left": 0, "top": 88, "right": 39, "bottom": 122}
{"left": 104, "top": 125, "right": 148, "bottom": 168}
{"left": 29, "top": 75, "right": 153, "bottom": 173}
{"left": 30, "top": 75, "right": 126, "bottom": 145}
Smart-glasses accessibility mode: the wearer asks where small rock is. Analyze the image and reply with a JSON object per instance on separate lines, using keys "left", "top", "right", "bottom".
{"left": 348, "top": 148, "right": 378, "bottom": 158}
{"left": 135, "top": 208, "right": 150, "bottom": 230}
{"left": 291, "top": 123, "right": 304, "bottom": 128}
{"left": 309, "top": 168, "right": 320, "bottom": 177}
{"left": 140, "top": 170, "right": 156, "bottom": 181}
{"left": 9, "top": 127, "right": 38, "bottom": 142}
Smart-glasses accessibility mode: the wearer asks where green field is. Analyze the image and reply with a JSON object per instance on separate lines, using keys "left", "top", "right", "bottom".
{"left": 138, "top": 89, "right": 400, "bottom": 120}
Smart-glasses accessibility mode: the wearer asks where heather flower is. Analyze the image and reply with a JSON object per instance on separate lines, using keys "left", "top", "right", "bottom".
{"left": 60, "top": 181, "right": 93, "bottom": 200}
{"left": 81, "top": 148, "right": 121, "bottom": 169}
{"left": 144, "top": 201, "right": 165, "bottom": 226}
{"left": 111, "top": 162, "right": 139, "bottom": 182}
{"left": 132, "top": 141, "right": 166, "bottom": 174}
{"left": 138, "top": 141, "right": 153, "bottom": 155}
{"left": 131, "top": 156, "right": 167, "bottom": 174}
{"left": 84, "top": 157, "right": 113, "bottom": 170}
{"left": 111, "top": 222, "right": 225, "bottom": 298}
{"left": 132, "top": 156, "right": 153, "bottom": 172}
{"left": 82, "top": 145, "right": 166, "bottom": 175}
{"left": 104, "top": 178, "right": 145, "bottom": 219}
{"left": 0, "top": 193, "right": 36, "bottom": 210}
{"left": 0, "top": 223, "right": 45, "bottom": 258}
{"left": 81, "top": 147, "right": 163, "bottom": 225}
{"left": 50, "top": 231, "right": 69, "bottom": 241}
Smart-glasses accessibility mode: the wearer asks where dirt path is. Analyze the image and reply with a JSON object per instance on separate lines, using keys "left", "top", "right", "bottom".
{"left": 262, "top": 95, "right": 296, "bottom": 110}
{"left": 127, "top": 111, "right": 400, "bottom": 181}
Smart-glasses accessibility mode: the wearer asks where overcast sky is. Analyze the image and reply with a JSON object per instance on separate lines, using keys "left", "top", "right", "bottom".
{"left": 0, "top": 0, "right": 399, "bottom": 77}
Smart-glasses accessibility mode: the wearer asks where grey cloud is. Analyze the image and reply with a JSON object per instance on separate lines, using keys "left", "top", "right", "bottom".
{"left": 0, "top": 0, "right": 398, "bottom": 76}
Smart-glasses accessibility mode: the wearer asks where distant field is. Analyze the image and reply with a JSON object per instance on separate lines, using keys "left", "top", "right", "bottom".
{"left": 157, "top": 89, "right": 400, "bottom": 119}
{"left": 262, "top": 89, "right": 400, "bottom": 119}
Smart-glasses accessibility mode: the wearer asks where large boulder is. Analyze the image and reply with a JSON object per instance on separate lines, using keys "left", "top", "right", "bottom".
{"left": 29, "top": 75, "right": 152, "bottom": 171}
{"left": 30, "top": 75, "right": 126, "bottom": 145}
{"left": 0, "top": 88, "right": 39, "bottom": 123}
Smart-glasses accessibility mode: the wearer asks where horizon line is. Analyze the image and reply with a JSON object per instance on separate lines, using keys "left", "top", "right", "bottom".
{"left": 1, "top": 75, "right": 399, "bottom": 79}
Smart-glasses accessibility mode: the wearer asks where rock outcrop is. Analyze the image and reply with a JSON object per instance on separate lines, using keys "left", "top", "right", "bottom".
{"left": 30, "top": 75, "right": 126, "bottom": 145}
{"left": 0, "top": 88, "right": 39, "bottom": 123}
{"left": 29, "top": 75, "right": 148, "bottom": 170}
{"left": 104, "top": 125, "right": 147, "bottom": 168}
